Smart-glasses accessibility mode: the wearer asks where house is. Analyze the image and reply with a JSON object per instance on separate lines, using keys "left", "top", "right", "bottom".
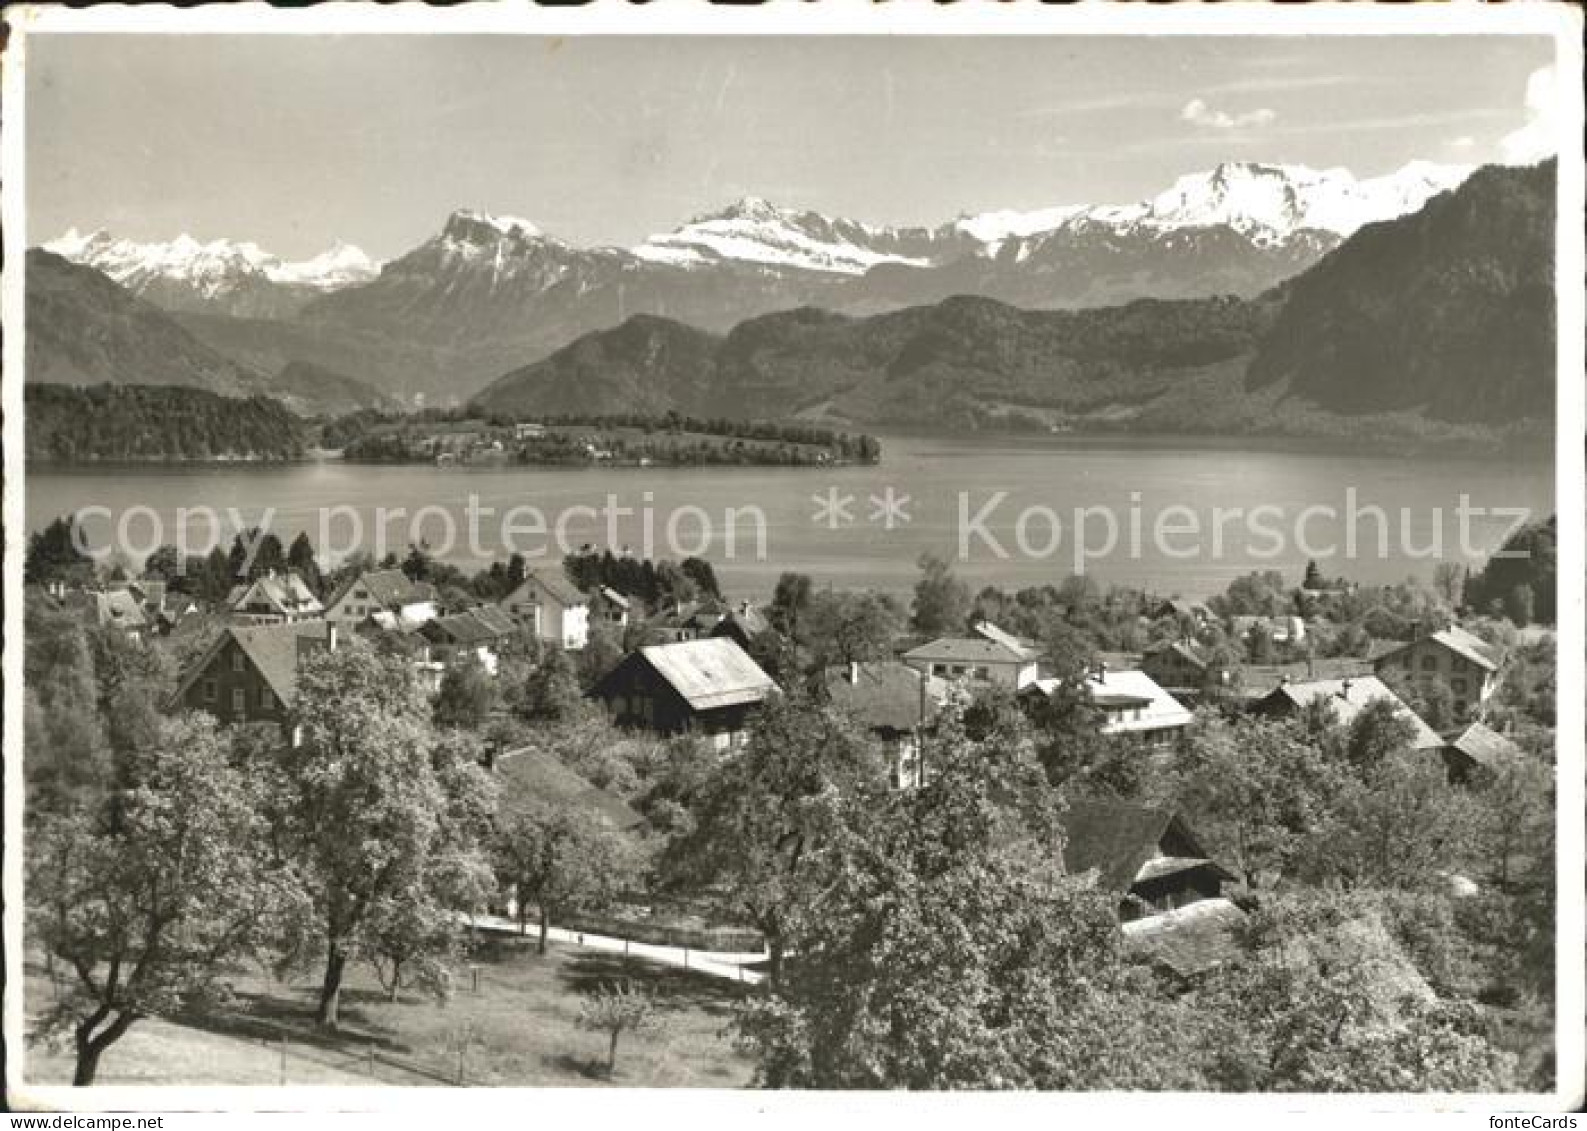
{"left": 1060, "top": 797, "right": 1236, "bottom": 922}
{"left": 1151, "top": 598, "right": 1213, "bottom": 626}
{"left": 903, "top": 622, "right": 1040, "bottom": 690}
{"left": 642, "top": 599, "right": 727, "bottom": 643}
{"left": 710, "top": 601, "right": 773, "bottom": 652}
{"left": 225, "top": 570, "right": 324, "bottom": 625}
{"left": 823, "top": 660, "right": 951, "bottom": 788}
{"left": 1140, "top": 639, "right": 1224, "bottom": 692}
{"left": 1440, "top": 721, "right": 1523, "bottom": 784}
{"left": 324, "top": 569, "right": 438, "bottom": 628}
{"left": 590, "top": 637, "right": 776, "bottom": 749}
{"left": 500, "top": 570, "right": 590, "bottom": 651}
{"left": 1372, "top": 626, "right": 1502, "bottom": 719}
{"left": 513, "top": 422, "right": 547, "bottom": 441}
{"left": 589, "top": 586, "right": 633, "bottom": 630}
{"left": 417, "top": 605, "right": 520, "bottom": 676}
{"left": 1250, "top": 674, "right": 1444, "bottom": 751}
{"left": 1026, "top": 666, "right": 1193, "bottom": 749}
{"left": 171, "top": 620, "right": 340, "bottom": 733}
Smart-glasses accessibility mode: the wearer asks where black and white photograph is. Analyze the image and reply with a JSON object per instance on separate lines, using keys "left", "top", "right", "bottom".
{"left": 2, "top": 3, "right": 1582, "bottom": 1118}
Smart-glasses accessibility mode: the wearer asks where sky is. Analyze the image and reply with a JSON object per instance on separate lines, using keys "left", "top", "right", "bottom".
{"left": 25, "top": 34, "right": 1559, "bottom": 261}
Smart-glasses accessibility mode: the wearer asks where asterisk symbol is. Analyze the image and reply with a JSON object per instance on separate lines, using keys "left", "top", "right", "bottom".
{"left": 811, "top": 486, "right": 855, "bottom": 529}
{"left": 868, "top": 486, "right": 913, "bottom": 530}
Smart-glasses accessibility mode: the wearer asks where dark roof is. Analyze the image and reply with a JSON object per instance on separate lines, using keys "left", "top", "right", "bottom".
{"left": 1446, "top": 721, "right": 1522, "bottom": 770}
{"left": 1254, "top": 675, "right": 1444, "bottom": 750}
{"left": 496, "top": 747, "right": 645, "bottom": 832}
{"left": 330, "top": 569, "right": 436, "bottom": 611}
{"left": 506, "top": 569, "right": 587, "bottom": 608}
{"left": 823, "top": 661, "right": 950, "bottom": 733}
{"left": 1060, "top": 798, "right": 1207, "bottom": 894}
{"left": 904, "top": 635, "right": 1035, "bottom": 666}
{"left": 1379, "top": 626, "right": 1501, "bottom": 672}
{"left": 1143, "top": 640, "right": 1208, "bottom": 668}
{"left": 422, "top": 606, "right": 519, "bottom": 647}
{"left": 174, "top": 619, "right": 334, "bottom": 707}
{"left": 712, "top": 606, "right": 771, "bottom": 641}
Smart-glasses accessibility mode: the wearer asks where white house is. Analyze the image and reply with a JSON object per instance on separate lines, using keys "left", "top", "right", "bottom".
{"left": 500, "top": 570, "right": 590, "bottom": 651}
{"left": 1028, "top": 666, "right": 1193, "bottom": 749}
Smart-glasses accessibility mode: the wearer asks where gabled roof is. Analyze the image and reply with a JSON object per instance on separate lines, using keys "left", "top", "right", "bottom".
{"left": 504, "top": 569, "right": 587, "bottom": 608}
{"left": 823, "top": 661, "right": 951, "bottom": 733}
{"left": 1142, "top": 640, "right": 1208, "bottom": 668}
{"left": 496, "top": 747, "right": 645, "bottom": 832}
{"left": 904, "top": 634, "right": 1035, "bottom": 667}
{"left": 227, "top": 571, "right": 323, "bottom": 616}
{"left": 1380, "top": 626, "right": 1501, "bottom": 672}
{"left": 421, "top": 606, "right": 520, "bottom": 647}
{"left": 632, "top": 637, "right": 776, "bottom": 711}
{"left": 1060, "top": 798, "right": 1209, "bottom": 894}
{"left": 1446, "top": 721, "right": 1523, "bottom": 770}
{"left": 173, "top": 619, "right": 334, "bottom": 708}
{"left": 713, "top": 605, "right": 771, "bottom": 642}
{"left": 329, "top": 568, "right": 436, "bottom": 611}
{"left": 1039, "top": 669, "right": 1192, "bottom": 734}
{"left": 970, "top": 620, "right": 1041, "bottom": 660}
{"left": 1255, "top": 675, "right": 1443, "bottom": 750}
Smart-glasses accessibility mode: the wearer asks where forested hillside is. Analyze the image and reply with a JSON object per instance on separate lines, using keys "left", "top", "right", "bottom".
{"left": 25, "top": 384, "right": 307, "bottom": 461}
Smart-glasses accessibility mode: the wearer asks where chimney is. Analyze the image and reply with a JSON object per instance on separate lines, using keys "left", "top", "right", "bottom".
{"left": 1339, "top": 678, "right": 1353, "bottom": 700}
{"left": 740, "top": 599, "right": 752, "bottom": 616}
{"left": 327, "top": 622, "right": 339, "bottom": 652}
{"left": 1091, "top": 659, "right": 1107, "bottom": 684}
{"left": 849, "top": 660, "right": 860, "bottom": 685}
{"left": 1278, "top": 674, "right": 1290, "bottom": 687}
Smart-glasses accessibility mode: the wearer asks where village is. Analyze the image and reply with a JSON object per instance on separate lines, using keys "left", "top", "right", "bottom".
{"left": 19, "top": 509, "right": 1558, "bottom": 1089}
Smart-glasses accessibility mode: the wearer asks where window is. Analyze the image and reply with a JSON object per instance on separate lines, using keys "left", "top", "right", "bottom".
{"left": 231, "top": 651, "right": 246, "bottom": 673}
{"left": 231, "top": 688, "right": 246, "bottom": 713}
{"left": 203, "top": 679, "right": 217, "bottom": 703}
{"left": 1420, "top": 655, "right": 1438, "bottom": 672}
{"left": 259, "top": 687, "right": 275, "bottom": 710}
{"left": 1451, "top": 677, "right": 1468, "bottom": 695}
{"left": 974, "top": 666, "right": 990, "bottom": 680}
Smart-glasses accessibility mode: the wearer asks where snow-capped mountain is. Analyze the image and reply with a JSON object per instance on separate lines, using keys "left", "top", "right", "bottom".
{"left": 39, "top": 158, "right": 1481, "bottom": 402}
{"left": 1078, "top": 160, "right": 1473, "bottom": 244}
{"left": 42, "top": 228, "right": 379, "bottom": 318}
{"left": 632, "top": 196, "right": 948, "bottom": 275}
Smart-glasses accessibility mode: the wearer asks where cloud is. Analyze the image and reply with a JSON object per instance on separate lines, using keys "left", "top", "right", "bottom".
{"left": 1500, "top": 64, "right": 1558, "bottom": 164}
{"left": 1448, "top": 136, "right": 1476, "bottom": 151}
{"left": 1180, "top": 98, "right": 1277, "bottom": 131}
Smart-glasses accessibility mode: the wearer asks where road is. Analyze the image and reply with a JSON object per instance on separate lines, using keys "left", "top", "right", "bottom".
{"left": 466, "top": 913, "right": 768, "bottom": 986}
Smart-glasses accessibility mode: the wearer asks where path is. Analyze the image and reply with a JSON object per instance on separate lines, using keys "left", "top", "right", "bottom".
{"left": 466, "top": 913, "right": 767, "bottom": 986}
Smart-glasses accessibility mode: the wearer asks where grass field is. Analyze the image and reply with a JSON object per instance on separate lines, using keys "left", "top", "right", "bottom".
{"left": 22, "top": 934, "right": 756, "bottom": 1088}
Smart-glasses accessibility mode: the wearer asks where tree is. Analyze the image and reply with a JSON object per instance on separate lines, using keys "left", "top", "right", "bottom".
{"left": 493, "top": 799, "right": 636, "bottom": 954}
{"left": 25, "top": 515, "right": 96, "bottom": 586}
{"left": 664, "top": 693, "right": 886, "bottom": 984}
{"left": 23, "top": 601, "right": 112, "bottom": 809}
{"left": 434, "top": 653, "right": 499, "bottom": 730}
{"left": 1166, "top": 715, "right": 1344, "bottom": 889}
{"left": 274, "top": 639, "right": 493, "bottom": 1027}
{"left": 1431, "top": 562, "right": 1464, "bottom": 607}
{"left": 804, "top": 590, "right": 905, "bottom": 668}
{"left": 512, "top": 648, "right": 586, "bottom": 722}
{"left": 769, "top": 572, "right": 814, "bottom": 639}
{"left": 736, "top": 702, "right": 1125, "bottom": 1088}
{"left": 577, "top": 980, "right": 657, "bottom": 1077}
{"left": 27, "top": 716, "right": 290, "bottom": 1085}
{"left": 679, "top": 556, "right": 721, "bottom": 600}
{"left": 910, "top": 553, "right": 971, "bottom": 637}
{"left": 286, "top": 532, "right": 324, "bottom": 597}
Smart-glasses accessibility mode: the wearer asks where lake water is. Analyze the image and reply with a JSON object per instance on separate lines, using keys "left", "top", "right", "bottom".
{"left": 25, "top": 433, "right": 1554, "bottom": 600}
